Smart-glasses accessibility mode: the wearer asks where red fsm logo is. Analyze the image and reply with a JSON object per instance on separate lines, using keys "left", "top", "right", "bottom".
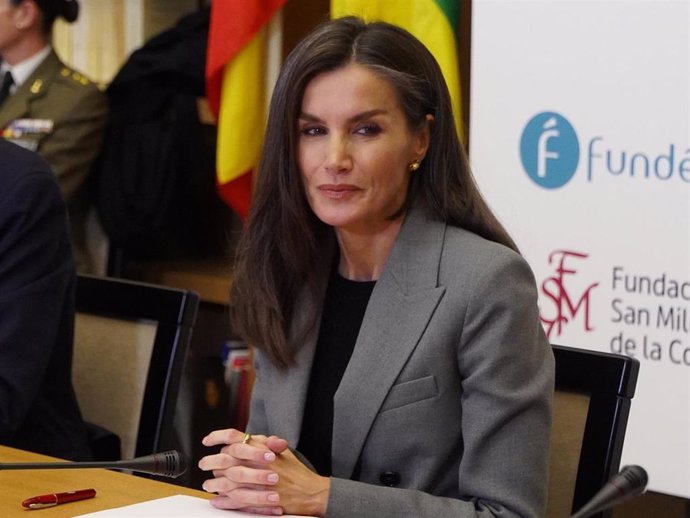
{"left": 540, "top": 250, "right": 599, "bottom": 339}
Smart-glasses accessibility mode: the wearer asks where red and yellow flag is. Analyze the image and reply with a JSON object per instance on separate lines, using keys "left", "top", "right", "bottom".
{"left": 206, "top": 0, "right": 287, "bottom": 219}
{"left": 330, "top": 0, "right": 462, "bottom": 135}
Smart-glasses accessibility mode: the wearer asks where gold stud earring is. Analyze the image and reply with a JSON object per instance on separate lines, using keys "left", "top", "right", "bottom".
{"left": 408, "top": 159, "right": 421, "bottom": 172}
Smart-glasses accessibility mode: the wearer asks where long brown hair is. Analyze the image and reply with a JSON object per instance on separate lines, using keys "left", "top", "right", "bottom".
{"left": 230, "top": 16, "right": 518, "bottom": 368}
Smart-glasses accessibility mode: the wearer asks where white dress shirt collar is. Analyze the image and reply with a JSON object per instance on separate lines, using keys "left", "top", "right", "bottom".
{"left": 0, "top": 45, "right": 52, "bottom": 94}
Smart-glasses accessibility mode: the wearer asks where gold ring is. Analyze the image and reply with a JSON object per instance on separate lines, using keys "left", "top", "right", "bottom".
{"left": 241, "top": 432, "right": 252, "bottom": 444}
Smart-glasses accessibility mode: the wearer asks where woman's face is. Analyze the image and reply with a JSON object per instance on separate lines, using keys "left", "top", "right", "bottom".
{"left": 298, "top": 63, "right": 429, "bottom": 235}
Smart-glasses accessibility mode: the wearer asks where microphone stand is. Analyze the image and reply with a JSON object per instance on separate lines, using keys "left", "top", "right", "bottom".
{"left": 570, "top": 465, "right": 648, "bottom": 518}
{"left": 0, "top": 450, "right": 186, "bottom": 478}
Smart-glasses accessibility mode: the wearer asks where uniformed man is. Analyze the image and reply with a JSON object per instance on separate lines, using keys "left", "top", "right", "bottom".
{"left": 0, "top": 0, "right": 107, "bottom": 273}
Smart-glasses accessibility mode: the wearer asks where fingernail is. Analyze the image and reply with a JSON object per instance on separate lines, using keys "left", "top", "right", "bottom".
{"left": 202, "top": 483, "right": 208, "bottom": 492}
{"left": 272, "top": 508, "right": 283, "bottom": 515}
{"left": 267, "top": 473, "right": 279, "bottom": 483}
{"left": 268, "top": 493, "right": 280, "bottom": 502}
{"left": 264, "top": 452, "right": 276, "bottom": 461}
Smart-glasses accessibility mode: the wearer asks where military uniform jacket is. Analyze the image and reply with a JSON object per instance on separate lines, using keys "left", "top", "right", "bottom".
{"left": 0, "top": 50, "right": 107, "bottom": 272}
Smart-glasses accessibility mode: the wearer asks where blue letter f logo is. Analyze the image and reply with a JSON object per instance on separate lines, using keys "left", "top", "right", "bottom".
{"left": 520, "top": 112, "right": 580, "bottom": 189}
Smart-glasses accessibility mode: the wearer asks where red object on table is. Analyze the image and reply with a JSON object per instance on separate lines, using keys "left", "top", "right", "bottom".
{"left": 22, "top": 488, "right": 96, "bottom": 509}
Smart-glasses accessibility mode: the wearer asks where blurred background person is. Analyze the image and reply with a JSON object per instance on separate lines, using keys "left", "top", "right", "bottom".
{"left": 0, "top": 0, "right": 107, "bottom": 273}
{"left": 0, "top": 139, "right": 92, "bottom": 461}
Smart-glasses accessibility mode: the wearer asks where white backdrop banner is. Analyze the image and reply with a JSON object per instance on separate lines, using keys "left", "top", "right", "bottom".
{"left": 470, "top": 0, "right": 690, "bottom": 498}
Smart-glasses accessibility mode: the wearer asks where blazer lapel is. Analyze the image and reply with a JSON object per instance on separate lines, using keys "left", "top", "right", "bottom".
{"left": 331, "top": 209, "right": 447, "bottom": 478}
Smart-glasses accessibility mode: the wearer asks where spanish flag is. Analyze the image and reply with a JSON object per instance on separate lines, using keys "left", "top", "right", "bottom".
{"left": 206, "top": 0, "right": 287, "bottom": 219}
{"left": 330, "top": 0, "right": 462, "bottom": 135}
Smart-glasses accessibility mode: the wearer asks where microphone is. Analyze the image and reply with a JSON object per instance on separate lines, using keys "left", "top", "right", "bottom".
{"left": 0, "top": 450, "right": 186, "bottom": 478}
{"left": 571, "top": 465, "right": 648, "bottom": 518}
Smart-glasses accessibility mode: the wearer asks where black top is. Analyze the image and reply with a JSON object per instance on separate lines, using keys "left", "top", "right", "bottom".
{"left": 297, "top": 270, "right": 376, "bottom": 475}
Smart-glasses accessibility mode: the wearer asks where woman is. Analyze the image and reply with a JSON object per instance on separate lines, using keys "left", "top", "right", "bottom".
{"left": 199, "top": 17, "right": 554, "bottom": 518}
{"left": 0, "top": 0, "right": 107, "bottom": 273}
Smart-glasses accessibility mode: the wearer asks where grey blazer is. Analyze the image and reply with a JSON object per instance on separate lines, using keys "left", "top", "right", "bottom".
{"left": 248, "top": 208, "right": 554, "bottom": 518}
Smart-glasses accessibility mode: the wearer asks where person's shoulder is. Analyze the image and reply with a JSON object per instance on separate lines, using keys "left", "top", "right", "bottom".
{"left": 37, "top": 53, "right": 104, "bottom": 100}
{"left": 53, "top": 65, "right": 101, "bottom": 93}
{"left": 36, "top": 60, "right": 107, "bottom": 117}
{"left": 48, "top": 70, "right": 104, "bottom": 110}
{"left": 437, "top": 225, "right": 540, "bottom": 312}
{"left": 0, "top": 140, "right": 54, "bottom": 189}
{"left": 439, "top": 223, "right": 534, "bottom": 288}
{"left": 444, "top": 224, "right": 521, "bottom": 264}
{"left": 27, "top": 52, "right": 95, "bottom": 94}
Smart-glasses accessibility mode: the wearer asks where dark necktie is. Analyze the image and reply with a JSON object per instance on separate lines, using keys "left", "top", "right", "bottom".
{"left": 0, "top": 71, "right": 14, "bottom": 106}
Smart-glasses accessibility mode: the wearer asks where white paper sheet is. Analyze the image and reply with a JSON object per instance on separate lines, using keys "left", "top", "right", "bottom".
{"left": 74, "top": 494, "right": 316, "bottom": 518}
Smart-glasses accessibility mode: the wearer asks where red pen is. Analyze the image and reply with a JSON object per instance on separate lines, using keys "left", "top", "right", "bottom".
{"left": 22, "top": 488, "right": 96, "bottom": 509}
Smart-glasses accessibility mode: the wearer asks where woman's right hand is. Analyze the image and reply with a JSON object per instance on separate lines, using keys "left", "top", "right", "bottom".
{"left": 198, "top": 428, "right": 289, "bottom": 515}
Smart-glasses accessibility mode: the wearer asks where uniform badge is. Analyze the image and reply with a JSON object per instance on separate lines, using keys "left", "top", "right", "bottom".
{"left": 2, "top": 118, "right": 54, "bottom": 138}
{"left": 1, "top": 118, "right": 53, "bottom": 151}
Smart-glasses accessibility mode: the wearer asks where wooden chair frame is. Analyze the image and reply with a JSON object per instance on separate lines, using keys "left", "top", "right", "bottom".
{"left": 551, "top": 344, "right": 640, "bottom": 518}
{"left": 75, "top": 274, "right": 199, "bottom": 458}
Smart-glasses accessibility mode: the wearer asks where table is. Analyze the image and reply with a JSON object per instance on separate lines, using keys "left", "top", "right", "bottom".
{"left": 0, "top": 446, "right": 211, "bottom": 517}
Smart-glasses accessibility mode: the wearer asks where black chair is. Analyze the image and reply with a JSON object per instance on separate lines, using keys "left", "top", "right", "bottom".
{"left": 72, "top": 274, "right": 199, "bottom": 460}
{"left": 547, "top": 344, "right": 640, "bottom": 518}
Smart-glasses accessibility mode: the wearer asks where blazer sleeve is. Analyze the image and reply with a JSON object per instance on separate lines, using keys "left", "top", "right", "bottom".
{"left": 0, "top": 168, "right": 75, "bottom": 439}
{"left": 325, "top": 251, "right": 554, "bottom": 518}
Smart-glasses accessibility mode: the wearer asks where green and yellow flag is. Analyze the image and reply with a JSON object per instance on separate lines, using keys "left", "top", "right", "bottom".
{"left": 331, "top": 0, "right": 462, "bottom": 134}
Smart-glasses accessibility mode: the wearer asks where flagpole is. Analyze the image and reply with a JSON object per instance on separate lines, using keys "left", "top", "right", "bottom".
{"left": 265, "top": 9, "right": 284, "bottom": 108}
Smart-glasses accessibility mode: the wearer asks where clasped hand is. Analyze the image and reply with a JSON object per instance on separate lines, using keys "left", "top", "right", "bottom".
{"left": 198, "top": 428, "right": 330, "bottom": 516}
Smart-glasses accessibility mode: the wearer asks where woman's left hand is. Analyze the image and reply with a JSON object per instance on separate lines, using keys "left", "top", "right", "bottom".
{"left": 199, "top": 429, "right": 331, "bottom": 516}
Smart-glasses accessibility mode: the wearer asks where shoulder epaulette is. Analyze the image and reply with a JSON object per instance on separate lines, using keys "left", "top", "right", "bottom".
{"left": 60, "top": 66, "right": 91, "bottom": 86}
